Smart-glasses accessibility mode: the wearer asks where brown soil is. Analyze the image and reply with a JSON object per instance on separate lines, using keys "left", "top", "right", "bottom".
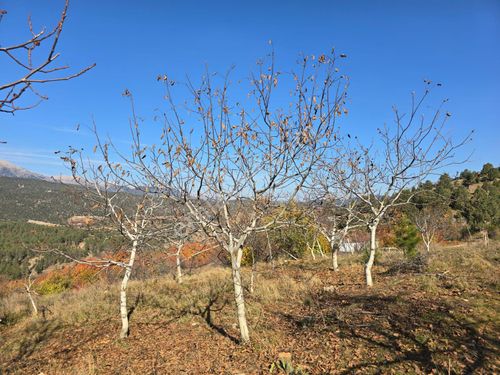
{"left": 1, "top": 245, "right": 499, "bottom": 374}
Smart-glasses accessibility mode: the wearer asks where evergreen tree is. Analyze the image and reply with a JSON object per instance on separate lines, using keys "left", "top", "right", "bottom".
{"left": 467, "top": 184, "right": 500, "bottom": 234}
{"left": 394, "top": 215, "right": 421, "bottom": 258}
{"left": 460, "top": 169, "right": 478, "bottom": 186}
{"left": 435, "top": 173, "right": 454, "bottom": 201}
{"left": 480, "top": 163, "right": 499, "bottom": 182}
{"left": 450, "top": 185, "right": 470, "bottom": 213}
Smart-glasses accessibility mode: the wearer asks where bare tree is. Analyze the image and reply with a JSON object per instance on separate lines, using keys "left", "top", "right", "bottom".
{"left": 410, "top": 205, "right": 448, "bottom": 252}
{"left": 61, "top": 130, "right": 169, "bottom": 339}
{"left": 311, "top": 193, "right": 361, "bottom": 271}
{"left": 308, "top": 156, "right": 363, "bottom": 270}
{"left": 134, "top": 49, "right": 348, "bottom": 343}
{"left": 24, "top": 266, "right": 39, "bottom": 317}
{"left": 166, "top": 209, "right": 202, "bottom": 284}
{"left": 333, "top": 86, "right": 470, "bottom": 286}
{"left": 0, "top": 0, "right": 95, "bottom": 114}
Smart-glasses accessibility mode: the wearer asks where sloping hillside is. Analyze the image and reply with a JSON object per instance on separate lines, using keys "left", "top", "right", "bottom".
{"left": 1, "top": 243, "right": 498, "bottom": 374}
{"left": 0, "top": 221, "right": 126, "bottom": 279}
{"left": 0, "top": 177, "right": 92, "bottom": 224}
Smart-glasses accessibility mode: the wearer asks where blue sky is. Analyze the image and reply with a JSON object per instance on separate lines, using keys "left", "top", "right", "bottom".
{"left": 1, "top": 0, "right": 499, "bottom": 177}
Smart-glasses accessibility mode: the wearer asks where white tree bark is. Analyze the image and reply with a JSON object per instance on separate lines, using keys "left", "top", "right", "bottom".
{"left": 25, "top": 284, "right": 38, "bottom": 316}
{"left": 482, "top": 229, "right": 489, "bottom": 246}
{"left": 120, "top": 239, "right": 138, "bottom": 339}
{"left": 24, "top": 270, "right": 38, "bottom": 316}
{"left": 424, "top": 240, "right": 431, "bottom": 252}
{"left": 366, "top": 223, "right": 378, "bottom": 287}
{"left": 27, "top": 292, "right": 38, "bottom": 316}
{"left": 422, "top": 233, "right": 433, "bottom": 252}
{"left": 412, "top": 210, "right": 441, "bottom": 253}
{"left": 175, "top": 244, "right": 183, "bottom": 284}
{"left": 309, "top": 243, "right": 316, "bottom": 260}
{"left": 230, "top": 246, "right": 250, "bottom": 344}
{"left": 249, "top": 269, "right": 255, "bottom": 294}
{"left": 316, "top": 239, "right": 325, "bottom": 258}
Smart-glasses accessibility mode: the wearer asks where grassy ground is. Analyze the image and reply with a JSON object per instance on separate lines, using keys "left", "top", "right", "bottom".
{"left": 1, "top": 243, "right": 499, "bottom": 374}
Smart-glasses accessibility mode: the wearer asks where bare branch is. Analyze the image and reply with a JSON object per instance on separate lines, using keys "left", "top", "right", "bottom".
{"left": 0, "top": 0, "right": 95, "bottom": 114}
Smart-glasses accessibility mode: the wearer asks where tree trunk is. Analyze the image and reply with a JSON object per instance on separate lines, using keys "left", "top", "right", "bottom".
{"left": 309, "top": 243, "right": 316, "bottom": 260}
{"left": 266, "top": 232, "right": 274, "bottom": 269}
{"left": 120, "top": 239, "right": 137, "bottom": 339}
{"left": 250, "top": 268, "right": 255, "bottom": 294}
{"left": 176, "top": 244, "right": 183, "bottom": 284}
{"left": 25, "top": 286, "right": 38, "bottom": 316}
{"left": 366, "top": 224, "right": 378, "bottom": 287}
{"left": 422, "top": 232, "right": 432, "bottom": 252}
{"left": 425, "top": 241, "right": 431, "bottom": 252}
{"left": 331, "top": 241, "right": 339, "bottom": 272}
{"left": 482, "top": 229, "right": 489, "bottom": 246}
{"left": 317, "top": 239, "right": 325, "bottom": 258}
{"left": 230, "top": 247, "right": 250, "bottom": 344}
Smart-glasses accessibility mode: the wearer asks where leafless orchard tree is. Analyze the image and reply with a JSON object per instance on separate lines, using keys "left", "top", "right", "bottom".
{"left": 333, "top": 85, "right": 470, "bottom": 286}
{"left": 410, "top": 205, "right": 448, "bottom": 252}
{"left": 308, "top": 183, "right": 362, "bottom": 271}
{"left": 24, "top": 265, "right": 39, "bottom": 316}
{"left": 169, "top": 223, "right": 192, "bottom": 284}
{"left": 306, "top": 228, "right": 326, "bottom": 260}
{"left": 165, "top": 208, "right": 204, "bottom": 284}
{"left": 133, "top": 49, "right": 348, "bottom": 343}
{"left": 0, "top": 0, "right": 95, "bottom": 114}
{"left": 61, "top": 130, "right": 171, "bottom": 339}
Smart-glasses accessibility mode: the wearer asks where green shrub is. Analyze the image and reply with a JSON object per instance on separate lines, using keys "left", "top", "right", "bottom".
{"left": 394, "top": 215, "right": 420, "bottom": 258}
{"left": 36, "top": 274, "right": 73, "bottom": 295}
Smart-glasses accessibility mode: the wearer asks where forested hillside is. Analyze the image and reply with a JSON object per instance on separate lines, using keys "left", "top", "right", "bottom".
{"left": 406, "top": 163, "right": 500, "bottom": 240}
{"left": 0, "top": 221, "right": 125, "bottom": 279}
{"left": 0, "top": 163, "right": 498, "bottom": 282}
{"left": 0, "top": 177, "right": 91, "bottom": 224}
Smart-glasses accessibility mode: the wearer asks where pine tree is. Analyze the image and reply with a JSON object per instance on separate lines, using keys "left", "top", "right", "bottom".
{"left": 394, "top": 215, "right": 421, "bottom": 258}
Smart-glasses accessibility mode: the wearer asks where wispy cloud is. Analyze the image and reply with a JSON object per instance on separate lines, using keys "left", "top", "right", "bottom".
{"left": 0, "top": 147, "right": 107, "bottom": 171}
{"left": 46, "top": 126, "right": 80, "bottom": 135}
{"left": 0, "top": 149, "right": 58, "bottom": 160}
{"left": 43, "top": 125, "right": 93, "bottom": 137}
{"left": 0, "top": 152, "right": 62, "bottom": 177}
{"left": 0, "top": 147, "right": 86, "bottom": 174}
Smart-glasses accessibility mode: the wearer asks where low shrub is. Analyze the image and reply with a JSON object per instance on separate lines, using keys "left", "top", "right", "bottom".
{"left": 35, "top": 273, "right": 73, "bottom": 295}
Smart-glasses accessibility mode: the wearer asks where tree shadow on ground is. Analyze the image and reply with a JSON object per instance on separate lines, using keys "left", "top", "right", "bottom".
{"left": 7, "top": 319, "right": 60, "bottom": 364}
{"left": 198, "top": 293, "right": 239, "bottom": 344}
{"left": 155, "top": 282, "right": 239, "bottom": 344}
{"left": 280, "top": 291, "right": 498, "bottom": 374}
{"left": 2, "top": 319, "right": 89, "bottom": 373}
{"left": 127, "top": 291, "right": 144, "bottom": 320}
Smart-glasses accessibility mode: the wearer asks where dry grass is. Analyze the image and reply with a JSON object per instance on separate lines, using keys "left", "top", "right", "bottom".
{"left": 1, "top": 242, "right": 499, "bottom": 374}
{"left": 0, "top": 291, "right": 32, "bottom": 325}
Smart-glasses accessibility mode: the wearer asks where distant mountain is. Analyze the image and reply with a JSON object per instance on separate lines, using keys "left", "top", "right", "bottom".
{"left": 0, "top": 161, "right": 142, "bottom": 224}
{"left": 0, "top": 160, "right": 164, "bottom": 224}
{"left": 0, "top": 160, "right": 47, "bottom": 180}
{"left": 0, "top": 160, "right": 79, "bottom": 184}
